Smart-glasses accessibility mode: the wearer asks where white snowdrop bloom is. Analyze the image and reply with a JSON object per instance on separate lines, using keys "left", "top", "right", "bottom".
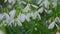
{"left": 38, "top": 7, "right": 43, "bottom": 13}
{"left": 9, "top": 10, "right": 16, "bottom": 19}
{"left": 16, "top": 19, "right": 22, "bottom": 26}
{"left": 43, "top": 0, "right": 49, "bottom": 9}
{"left": 30, "top": 12, "right": 34, "bottom": 18}
{"left": 4, "top": 0, "right": 7, "bottom": 3}
{"left": 45, "top": 9, "right": 52, "bottom": 14}
{"left": 4, "top": 13, "right": 10, "bottom": 23}
{"left": 39, "top": 2, "right": 43, "bottom": 6}
{"left": 6, "top": 19, "right": 14, "bottom": 26}
{"left": 55, "top": 24, "right": 59, "bottom": 29}
{"left": 25, "top": 13, "right": 31, "bottom": 22}
{"left": 47, "top": 10, "right": 52, "bottom": 14}
{"left": 8, "top": 5, "right": 12, "bottom": 9}
{"left": 23, "top": 4, "right": 30, "bottom": 12}
{"left": 31, "top": 4, "right": 38, "bottom": 8}
{"left": 0, "top": 30, "right": 4, "bottom": 34}
{"left": 19, "top": 14, "right": 26, "bottom": 22}
{"left": 0, "top": 13, "right": 5, "bottom": 20}
{"left": 37, "top": 14, "right": 41, "bottom": 20}
{"left": 52, "top": 0, "right": 57, "bottom": 8}
{"left": 37, "top": 0, "right": 42, "bottom": 4}
{"left": 55, "top": 17, "right": 60, "bottom": 23}
{"left": 4, "top": 10, "right": 15, "bottom": 24}
{"left": 22, "top": 1, "right": 26, "bottom": 5}
{"left": 33, "top": 12, "right": 38, "bottom": 19}
{"left": 55, "top": 17, "right": 59, "bottom": 22}
{"left": 56, "top": 32, "right": 60, "bottom": 34}
{"left": 8, "top": 0, "right": 15, "bottom": 5}
{"left": 48, "top": 21, "right": 55, "bottom": 29}
{"left": 31, "top": 12, "right": 37, "bottom": 19}
{"left": 8, "top": 0, "right": 12, "bottom": 3}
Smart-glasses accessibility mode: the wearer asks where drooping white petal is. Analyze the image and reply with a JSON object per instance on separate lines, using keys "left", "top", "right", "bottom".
{"left": 55, "top": 24, "right": 59, "bottom": 29}
{"left": 38, "top": 7, "right": 43, "bottom": 13}
{"left": 4, "top": 13, "right": 10, "bottom": 23}
{"left": 45, "top": 9, "right": 52, "bottom": 14}
{"left": 8, "top": 0, "right": 12, "bottom": 3}
{"left": 8, "top": 0, "right": 15, "bottom": 5}
{"left": 38, "top": 14, "right": 41, "bottom": 20}
{"left": 8, "top": 5, "right": 12, "bottom": 9}
{"left": 52, "top": 0, "right": 57, "bottom": 8}
{"left": 39, "top": 2, "right": 43, "bottom": 6}
{"left": 18, "top": 14, "right": 26, "bottom": 22}
{"left": 8, "top": 19, "right": 14, "bottom": 26}
{"left": 16, "top": 19, "right": 22, "bottom": 26}
{"left": 22, "top": 1, "right": 26, "bottom": 5}
{"left": 33, "top": 12, "right": 37, "bottom": 19}
{"left": 31, "top": 4, "right": 38, "bottom": 8}
{"left": 0, "top": 13, "right": 5, "bottom": 20}
{"left": 4, "top": 12, "right": 15, "bottom": 25}
{"left": 31, "top": 12, "right": 37, "bottom": 19}
{"left": 37, "top": 0, "right": 42, "bottom": 4}
{"left": 25, "top": 13, "right": 31, "bottom": 22}
{"left": 48, "top": 21, "right": 55, "bottom": 29}
{"left": 55, "top": 17, "right": 59, "bottom": 23}
{"left": 54, "top": 17, "right": 60, "bottom": 23}
{"left": 43, "top": 0, "right": 49, "bottom": 9}
{"left": 30, "top": 12, "right": 38, "bottom": 20}
{"left": 23, "top": 4, "right": 30, "bottom": 12}
{"left": 9, "top": 10, "right": 16, "bottom": 19}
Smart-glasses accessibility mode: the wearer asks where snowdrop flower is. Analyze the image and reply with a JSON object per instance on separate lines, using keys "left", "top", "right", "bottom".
{"left": 25, "top": 13, "right": 31, "bottom": 22}
{"left": 55, "top": 17, "right": 60, "bottom": 23}
{"left": 31, "top": 4, "right": 38, "bottom": 8}
{"left": 8, "top": 19, "right": 14, "bottom": 26}
{"left": 39, "top": 2, "right": 43, "bottom": 6}
{"left": 37, "top": 0, "right": 42, "bottom": 5}
{"left": 18, "top": 14, "right": 25, "bottom": 22}
{"left": 0, "top": 13, "right": 5, "bottom": 20}
{"left": 0, "top": 30, "right": 4, "bottom": 34}
{"left": 4, "top": 0, "right": 7, "bottom": 3}
{"left": 23, "top": 4, "right": 30, "bottom": 12}
{"left": 38, "top": 7, "right": 43, "bottom": 13}
{"left": 48, "top": 21, "right": 55, "bottom": 29}
{"left": 16, "top": 19, "right": 22, "bottom": 26}
{"left": 8, "top": 5, "right": 12, "bottom": 9}
{"left": 37, "top": 14, "right": 41, "bottom": 20}
{"left": 8, "top": 0, "right": 12, "bottom": 3}
{"left": 55, "top": 17, "right": 59, "bottom": 22}
{"left": 9, "top": 10, "right": 16, "bottom": 19}
{"left": 43, "top": 0, "right": 49, "bottom": 9}
{"left": 8, "top": 0, "right": 15, "bottom": 5}
{"left": 52, "top": 0, "right": 57, "bottom": 8}
{"left": 4, "top": 10, "right": 16, "bottom": 25}
{"left": 21, "top": 1, "right": 26, "bottom": 5}
{"left": 47, "top": 10, "right": 52, "bottom": 14}
{"left": 31, "top": 12, "right": 37, "bottom": 19}
{"left": 4, "top": 13, "right": 10, "bottom": 23}
{"left": 56, "top": 32, "right": 60, "bottom": 34}
{"left": 45, "top": 9, "right": 52, "bottom": 14}
{"left": 55, "top": 24, "right": 59, "bottom": 29}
